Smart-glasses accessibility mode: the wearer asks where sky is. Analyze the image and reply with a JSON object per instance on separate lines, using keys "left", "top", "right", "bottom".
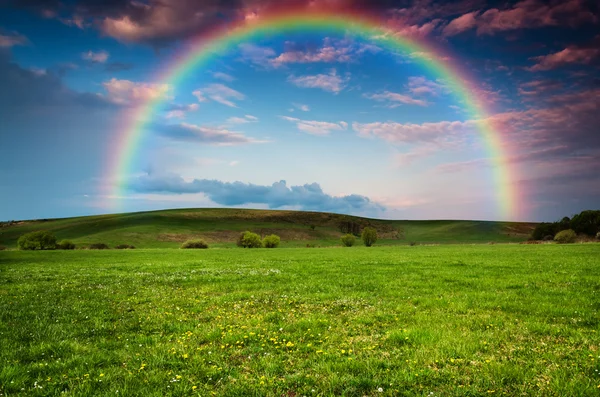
{"left": 0, "top": 0, "right": 598, "bottom": 222}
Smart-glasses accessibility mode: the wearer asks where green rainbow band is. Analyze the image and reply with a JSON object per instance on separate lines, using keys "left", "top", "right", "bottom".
{"left": 109, "top": 10, "right": 518, "bottom": 220}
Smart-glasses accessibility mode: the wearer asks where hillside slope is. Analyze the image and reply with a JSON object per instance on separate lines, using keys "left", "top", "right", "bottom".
{"left": 0, "top": 208, "right": 536, "bottom": 248}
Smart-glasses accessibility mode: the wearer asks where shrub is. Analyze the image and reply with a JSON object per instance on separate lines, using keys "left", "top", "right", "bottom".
{"left": 597, "top": 232, "right": 600, "bottom": 241}
{"left": 361, "top": 227, "right": 378, "bottom": 247}
{"left": 409, "top": 242, "right": 417, "bottom": 246}
{"left": 237, "top": 231, "right": 262, "bottom": 248}
{"left": 115, "top": 244, "right": 135, "bottom": 249}
{"left": 262, "top": 234, "right": 281, "bottom": 248}
{"left": 542, "top": 235, "right": 554, "bottom": 241}
{"left": 56, "top": 240, "right": 76, "bottom": 250}
{"left": 554, "top": 229, "right": 577, "bottom": 244}
{"left": 181, "top": 239, "right": 208, "bottom": 249}
{"left": 340, "top": 234, "right": 356, "bottom": 247}
{"left": 88, "top": 243, "right": 109, "bottom": 250}
{"left": 17, "top": 231, "right": 57, "bottom": 250}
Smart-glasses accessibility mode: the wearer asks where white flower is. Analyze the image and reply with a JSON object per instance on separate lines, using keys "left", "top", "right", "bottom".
{"left": 378, "top": 387, "right": 383, "bottom": 392}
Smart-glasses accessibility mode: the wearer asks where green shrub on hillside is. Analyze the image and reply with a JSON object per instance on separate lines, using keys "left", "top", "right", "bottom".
{"left": 181, "top": 239, "right": 208, "bottom": 249}
{"left": 18, "top": 231, "right": 57, "bottom": 250}
{"left": 554, "top": 229, "right": 577, "bottom": 244}
{"left": 88, "top": 243, "right": 109, "bottom": 250}
{"left": 238, "top": 231, "right": 262, "bottom": 248}
{"left": 115, "top": 244, "right": 135, "bottom": 249}
{"left": 340, "top": 234, "right": 355, "bottom": 247}
{"left": 56, "top": 240, "right": 76, "bottom": 250}
{"left": 262, "top": 234, "right": 281, "bottom": 248}
{"left": 361, "top": 227, "right": 378, "bottom": 247}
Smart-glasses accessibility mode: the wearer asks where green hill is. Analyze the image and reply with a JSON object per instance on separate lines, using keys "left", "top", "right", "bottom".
{"left": 0, "top": 208, "right": 536, "bottom": 248}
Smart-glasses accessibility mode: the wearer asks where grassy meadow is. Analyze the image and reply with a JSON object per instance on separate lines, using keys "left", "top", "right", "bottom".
{"left": 1, "top": 244, "right": 599, "bottom": 396}
{"left": 0, "top": 208, "right": 536, "bottom": 249}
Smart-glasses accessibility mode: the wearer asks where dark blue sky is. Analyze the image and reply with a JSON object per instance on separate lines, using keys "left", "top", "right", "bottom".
{"left": 0, "top": 0, "right": 598, "bottom": 222}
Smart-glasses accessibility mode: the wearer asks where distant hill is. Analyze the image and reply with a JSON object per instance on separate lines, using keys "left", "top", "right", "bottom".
{"left": 0, "top": 208, "right": 536, "bottom": 248}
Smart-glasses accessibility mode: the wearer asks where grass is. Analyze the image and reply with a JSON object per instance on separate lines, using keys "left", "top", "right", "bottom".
{"left": 0, "top": 208, "right": 537, "bottom": 249}
{"left": 1, "top": 244, "right": 599, "bottom": 396}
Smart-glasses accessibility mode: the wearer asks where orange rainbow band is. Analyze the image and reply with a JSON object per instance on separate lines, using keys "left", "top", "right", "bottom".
{"left": 108, "top": 10, "right": 519, "bottom": 220}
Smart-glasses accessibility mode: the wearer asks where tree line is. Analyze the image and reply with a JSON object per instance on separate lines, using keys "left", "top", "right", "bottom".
{"left": 531, "top": 210, "right": 600, "bottom": 240}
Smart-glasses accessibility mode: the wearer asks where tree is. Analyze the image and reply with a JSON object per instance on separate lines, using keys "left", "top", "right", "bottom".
{"left": 361, "top": 227, "right": 378, "bottom": 247}
{"left": 238, "top": 231, "right": 262, "bottom": 248}
{"left": 338, "top": 219, "right": 361, "bottom": 236}
{"left": 531, "top": 222, "right": 558, "bottom": 240}
{"left": 17, "top": 231, "right": 56, "bottom": 250}
{"left": 340, "top": 234, "right": 355, "bottom": 247}
{"left": 262, "top": 234, "right": 281, "bottom": 248}
{"left": 554, "top": 229, "right": 577, "bottom": 244}
{"left": 570, "top": 210, "right": 600, "bottom": 236}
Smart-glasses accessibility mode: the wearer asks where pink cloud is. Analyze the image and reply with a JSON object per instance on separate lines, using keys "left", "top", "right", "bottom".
{"left": 527, "top": 47, "right": 600, "bottom": 71}
{"left": 102, "top": 78, "right": 172, "bottom": 105}
{"left": 444, "top": 0, "right": 597, "bottom": 36}
{"left": 0, "top": 32, "right": 28, "bottom": 48}
{"left": 443, "top": 11, "right": 479, "bottom": 36}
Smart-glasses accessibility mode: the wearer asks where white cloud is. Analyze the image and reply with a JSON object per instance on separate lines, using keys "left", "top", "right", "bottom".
{"left": 238, "top": 43, "right": 277, "bottom": 68}
{"left": 226, "top": 114, "right": 258, "bottom": 124}
{"left": 363, "top": 91, "right": 429, "bottom": 107}
{"left": 287, "top": 69, "right": 348, "bottom": 93}
{"left": 192, "top": 83, "right": 245, "bottom": 107}
{"left": 352, "top": 120, "right": 478, "bottom": 145}
{"left": 155, "top": 122, "right": 265, "bottom": 146}
{"left": 407, "top": 76, "right": 449, "bottom": 96}
{"left": 82, "top": 50, "right": 109, "bottom": 63}
{"left": 165, "top": 103, "right": 199, "bottom": 119}
{"left": 102, "top": 78, "right": 172, "bottom": 105}
{"left": 281, "top": 116, "right": 348, "bottom": 136}
{"left": 292, "top": 103, "right": 310, "bottom": 112}
{"left": 213, "top": 71, "right": 235, "bottom": 82}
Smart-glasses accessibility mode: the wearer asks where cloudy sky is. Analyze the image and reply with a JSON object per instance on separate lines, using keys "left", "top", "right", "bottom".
{"left": 0, "top": 0, "right": 598, "bottom": 222}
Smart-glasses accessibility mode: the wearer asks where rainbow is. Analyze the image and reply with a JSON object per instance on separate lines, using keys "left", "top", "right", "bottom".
{"left": 107, "top": 9, "right": 519, "bottom": 220}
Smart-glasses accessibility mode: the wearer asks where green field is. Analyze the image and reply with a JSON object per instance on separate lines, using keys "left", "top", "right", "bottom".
{"left": 0, "top": 208, "right": 536, "bottom": 249}
{"left": 1, "top": 245, "right": 599, "bottom": 396}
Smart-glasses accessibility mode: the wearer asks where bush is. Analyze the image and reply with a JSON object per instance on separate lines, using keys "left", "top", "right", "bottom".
{"left": 238, "top": 231, "right": 262, "bottom": 248}
{"left": 597, "top": 232, "right": 600, "bottom": 241}
{"left": 542, "top": 235, "right": 554, "bottom": 241}
{"left": 88, "top": 243, "right": 109, "bottom": 250}
{"left": 18, "top": 231, "right": 57, "bottom": 250}
{"left": 262, "top": 234, "right": 281, "bottom": 248}
{"left": 181, "top": 239, "right": 208, "bottom": 249}
{"left": 340, "top": 234, "right": 356, "bottom": 247}
{"left": 115, "top": 244, "right": 135, "bottom": 249}
{"left": 361, "top": 227, "right": 378, "bottom": 247}
{"left": 56, "top": 240, "right": 76, "bottom": 250}
{"left": 554, "top": 229, "right": 577, "bottom": 244}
